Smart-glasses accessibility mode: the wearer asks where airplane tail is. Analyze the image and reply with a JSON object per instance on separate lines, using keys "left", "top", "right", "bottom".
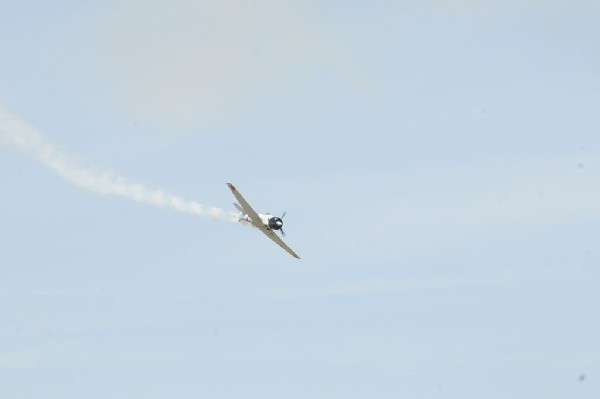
{"left": 233, "top": 203, "right": 244, "bottom": 213}
{"left": 233, "top": 202, "right": 252, "bottom": 224}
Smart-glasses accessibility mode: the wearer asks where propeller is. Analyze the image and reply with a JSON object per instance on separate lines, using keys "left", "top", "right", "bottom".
{"left": 280, "top": 211, "right": 286, "bottom": 236}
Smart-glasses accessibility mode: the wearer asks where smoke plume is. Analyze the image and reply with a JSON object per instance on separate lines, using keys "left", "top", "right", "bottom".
{"left": 0, "top": 106, "right": 233, "bottom": 221}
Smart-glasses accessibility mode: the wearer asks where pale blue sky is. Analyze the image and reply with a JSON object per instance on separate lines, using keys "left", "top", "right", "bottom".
{"left": 1, "top": 1, "right": 599, "bottom": 398}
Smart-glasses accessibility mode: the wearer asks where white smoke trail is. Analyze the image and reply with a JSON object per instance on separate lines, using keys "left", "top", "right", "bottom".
{"left": 0, "top": 106, "right": 235, "bottom": 221}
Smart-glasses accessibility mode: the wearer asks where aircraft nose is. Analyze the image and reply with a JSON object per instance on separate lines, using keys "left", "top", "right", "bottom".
{"left": 276, "top": 220, "right": 283, "bottom": 227}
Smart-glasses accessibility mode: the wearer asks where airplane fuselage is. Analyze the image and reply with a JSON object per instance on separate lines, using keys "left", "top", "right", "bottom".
{"left": 239, "top": 212, "right": 283, "bottom": 232}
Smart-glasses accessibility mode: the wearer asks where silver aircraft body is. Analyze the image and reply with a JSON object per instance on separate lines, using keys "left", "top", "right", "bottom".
{"left": 227, "top": 183, "right": 300, "bottom": 259}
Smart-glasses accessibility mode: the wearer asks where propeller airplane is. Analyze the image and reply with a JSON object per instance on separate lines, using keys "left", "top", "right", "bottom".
{"left": 227, "top": 183, "right": 300, "bottom": 259}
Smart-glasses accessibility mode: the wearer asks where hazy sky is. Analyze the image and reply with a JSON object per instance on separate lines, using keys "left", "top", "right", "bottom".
{"left": 1, "top": 1, "right": 599, "bottom": 398}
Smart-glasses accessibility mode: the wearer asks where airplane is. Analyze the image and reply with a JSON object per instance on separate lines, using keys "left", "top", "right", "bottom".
{"left": 227, "top": 183, "right": 300, "bottom": 259}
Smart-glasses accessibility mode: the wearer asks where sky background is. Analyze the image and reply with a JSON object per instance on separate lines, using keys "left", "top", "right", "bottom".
{"left": 1, "top": 0, "right": 599, "bottom": 398}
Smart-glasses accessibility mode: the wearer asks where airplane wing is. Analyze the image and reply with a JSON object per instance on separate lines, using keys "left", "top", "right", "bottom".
{"left": 259, "top": 227, "right": 301, "bottom": 259}
{"left": 227, "top": 183, "right": 300, "bottom": 259}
